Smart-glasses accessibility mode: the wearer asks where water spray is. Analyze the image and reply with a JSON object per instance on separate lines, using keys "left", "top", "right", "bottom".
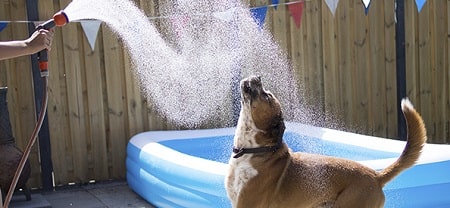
{"left": 3, "top": 10, "right": 68, "bottom": 208}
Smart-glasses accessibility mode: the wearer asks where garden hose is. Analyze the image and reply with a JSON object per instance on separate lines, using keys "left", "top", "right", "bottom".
{"left": 3, "top": 10, "right": 68, "bottom": 208}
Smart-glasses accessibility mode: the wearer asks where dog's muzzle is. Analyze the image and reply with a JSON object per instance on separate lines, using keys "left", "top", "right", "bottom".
{"left": 240, "top": 76, "right": 263, "bottom": 101}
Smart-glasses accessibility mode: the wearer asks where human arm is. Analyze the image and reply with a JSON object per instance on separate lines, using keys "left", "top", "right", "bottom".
{"left": 0, "top": 28, "right": 54, "bottom": 61}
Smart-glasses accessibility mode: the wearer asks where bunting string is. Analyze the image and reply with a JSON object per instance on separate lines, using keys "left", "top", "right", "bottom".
{"left": 0, "top": 0, "right": 305, "bottom": 23}
{"left": 0, "top": 0, "right": 428, "bottom": 51}
{"left": 0, "top": 0, "right": 428, "bottom": 23}
{"left": 0, "top": 20, "right": 37, "bottom": 24}
{"left": 250, "top": 0, "right": 307, "bottom": 10}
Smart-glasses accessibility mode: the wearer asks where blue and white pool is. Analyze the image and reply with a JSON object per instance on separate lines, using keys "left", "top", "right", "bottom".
{"left": 126, "top": 122, "right": 450, "bottom": 208}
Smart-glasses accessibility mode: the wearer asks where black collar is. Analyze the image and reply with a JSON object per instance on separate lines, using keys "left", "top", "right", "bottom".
{"left": 232, "top": 138, "right": 283, "bottom": 159}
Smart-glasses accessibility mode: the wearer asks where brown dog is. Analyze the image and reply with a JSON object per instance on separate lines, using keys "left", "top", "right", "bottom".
{"left": 225, "top": 76, "right": 427, "bottom": 208}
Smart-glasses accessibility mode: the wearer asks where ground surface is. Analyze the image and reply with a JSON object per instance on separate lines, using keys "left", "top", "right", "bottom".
{"left": 8, "top": 180, "right": 155, "bottom": 208}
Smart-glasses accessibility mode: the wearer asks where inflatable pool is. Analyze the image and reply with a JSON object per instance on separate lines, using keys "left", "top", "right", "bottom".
{"left": 126, "top": 122, "right": 450, "bottom": 208}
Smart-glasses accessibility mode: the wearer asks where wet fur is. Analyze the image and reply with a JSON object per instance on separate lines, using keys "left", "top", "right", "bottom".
{"left": 225, "top": 76, "right": 427, "bottom": 208}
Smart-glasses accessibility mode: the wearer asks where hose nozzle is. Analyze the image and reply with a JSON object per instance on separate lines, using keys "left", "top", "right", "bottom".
{"left": 53, "top": 10, "right": 69, "bottom": 27}
{"left": 38, "top": 10, "right": 69, "bottom": 30}
{"left": 37, "top": 10, "right": 68, "bottom": 74}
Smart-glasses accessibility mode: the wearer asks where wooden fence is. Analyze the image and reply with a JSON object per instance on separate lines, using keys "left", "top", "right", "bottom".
{"left": 0, "top": 0, "right": 449, "bottom": 189}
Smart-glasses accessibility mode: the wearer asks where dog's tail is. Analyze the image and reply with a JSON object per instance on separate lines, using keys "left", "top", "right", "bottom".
{"left": 377, "top": 98, "right": 427, "bottom": 186}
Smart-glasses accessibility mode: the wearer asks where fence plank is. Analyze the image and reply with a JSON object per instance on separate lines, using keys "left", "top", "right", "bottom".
{"left": 82, "top": 25, "right": 109, "bottom": 180}
{"left": 322, "top": 1, "right": 339, "bottom": 126}
{"left": 336, "top": 0, "right": 355, "bottom": 130}
{"left": 61, "top": 21, "right": 89, "bottom": 182}
{"left": 405, "top": 0, "right": 420, "bottom": 106}
{"left": 431, "top": 1, "right": 448, "bottom": 143}
{"left": 353, "top": 0, "right": 370, "bottom": 134}
{"left": 102, "top": 26, "right": 127, "bottom": 179}
{"left": 289, "top": 4, "right": 305, "bottom": 106}
{"left": 271, "top": 1, "right": 290, "bottom": 54}
{"left": 124, "top": 51, "right": 145, "bottom": 138}
{"left": 418, "top": 3, "right": 433, "bottom": 141}
{"left": 368, "top": 0, "right": 387, "bottom": 136}
{"left": 303, "top": 0, "right": 324, "bottom": 125}
{"left": 384, "top": 0, "right": 397, "bottom": 139}
{"left": 448, "top": 0, "right": 450, "bottom": 144}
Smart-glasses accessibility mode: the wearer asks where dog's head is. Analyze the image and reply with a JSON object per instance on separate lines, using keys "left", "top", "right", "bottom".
{"left": 240, "top": 76, "right": 285, "bottom": 139}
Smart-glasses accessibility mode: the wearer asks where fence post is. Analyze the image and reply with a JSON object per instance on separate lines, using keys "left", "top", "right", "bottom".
{"left": 395, "top": 0, "right": 407, "bottom": 140}
{"left": 25, "top": 0, "right": 54, "bottom": 191}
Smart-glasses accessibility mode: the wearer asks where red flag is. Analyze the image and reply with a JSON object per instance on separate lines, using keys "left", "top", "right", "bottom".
{"left": 288, "top": 2, "right": 304, "bottom": 29}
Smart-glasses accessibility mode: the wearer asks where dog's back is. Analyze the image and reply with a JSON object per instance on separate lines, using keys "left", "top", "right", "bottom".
{"left": 274, "top": 98, "right": 427, "bottom": 207}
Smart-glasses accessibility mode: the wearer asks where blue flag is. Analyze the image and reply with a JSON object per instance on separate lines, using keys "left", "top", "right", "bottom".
{"left": 272, "top": 0, "right": 279, "bottom": 9}
{"left": 0, "top": 23, "right": 7, "bottom": 32}
{"left": 415, "top": 0, "right": 427, "bottom": 12}
{"left": 250, "top": 7, "right": 268, "bottom": 30}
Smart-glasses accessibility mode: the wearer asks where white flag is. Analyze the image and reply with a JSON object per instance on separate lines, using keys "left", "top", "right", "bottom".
{"left": 362, "top": 0, "right": 371, "bottom": 14}
{"left": 81, "top": 20, "right": 102, "bottom": 51}
{"left": 325, "top": 0, "right": 339, "bottom": 16}
{"left": 362, "top": 0, "right": 371, "bottom": 8}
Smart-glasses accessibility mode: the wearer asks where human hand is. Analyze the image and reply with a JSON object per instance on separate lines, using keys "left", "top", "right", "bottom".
{"left": 25, "top": 28, "right": 55, "bottom": 54}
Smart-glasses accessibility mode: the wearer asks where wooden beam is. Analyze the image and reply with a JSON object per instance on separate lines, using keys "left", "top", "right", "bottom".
{"left": 26, "top": 0, "right": 54, "bottom": 191}
{"left": 395, "top": 0, "right": 407, "bottom": 140}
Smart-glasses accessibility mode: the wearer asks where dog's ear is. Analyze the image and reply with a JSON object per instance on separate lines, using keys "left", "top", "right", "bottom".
{"left": 270, "top": 114, "right": 285, "bottom": 139}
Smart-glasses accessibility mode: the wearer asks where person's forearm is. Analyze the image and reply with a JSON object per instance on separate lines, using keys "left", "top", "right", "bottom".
{"left": 0, "top": 29, "right": 53, "bottom": 61}
{"left": 0, "top": 40, "right": 35, "bottom": 60}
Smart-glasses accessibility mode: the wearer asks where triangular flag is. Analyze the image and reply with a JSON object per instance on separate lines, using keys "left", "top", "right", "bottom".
{"left": 325, "top": 0, "right": 339, "bottom": 16}
{"left": 250, "top": 7, "right": 268, "bottom": 29}
{"left": 80, "top": 20, "right": 101, "bottom": 51}
{"left": 288, "top": 2, "right": 304, "bottom": 28}
{"left": 362, "top": 0, "right": 371, "bottom": 15}
{"left": 415, "top": 0, "right": 427, "bottom": 12}
{"left": 272, "top": 0, "right": 280, "bottom": 9}
{"left": 0, "top": 22, "right": 7, "bottom": 32}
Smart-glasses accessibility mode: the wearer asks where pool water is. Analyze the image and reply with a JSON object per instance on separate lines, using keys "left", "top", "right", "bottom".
{"left": 158, "top": 132, "right": 399, "bottom": 163}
